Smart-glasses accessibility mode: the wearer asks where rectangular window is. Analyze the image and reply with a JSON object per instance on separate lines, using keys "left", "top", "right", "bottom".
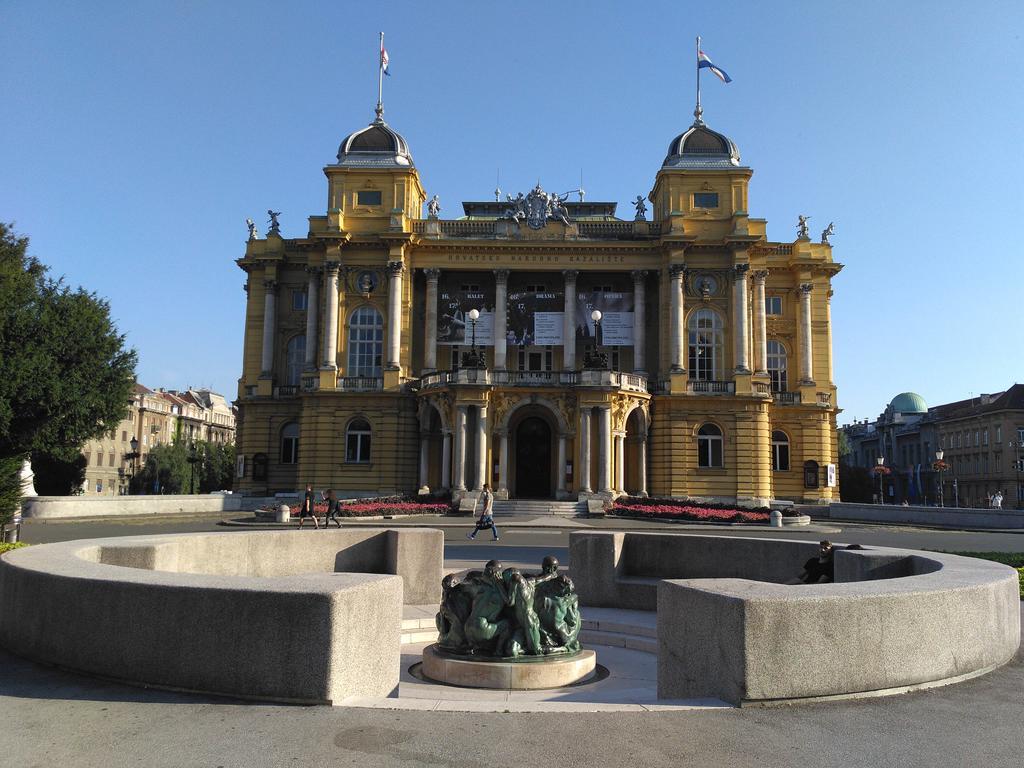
{"left": 460, "top": 283, "right": 481, "bottom": 292}
{"left": 1018, "top": 427, "right": 1024, "bottom": 444}
{"left": 346, "top": 433, "right": 371, "bottom": 463}
{"left": 974, "top": 430, "right": 980, "bottom": 447}
{"left": 109, "top": 453, "right": 115, "bottom": 467}
{"left": 983, "top": 429, "right": 988, "bottom": 446}
{"left": 772, "top": 442, "right": 790, "bottom": 472}
{"left": 693, "top": 192, "right": 719, "bottom": 209}
{"left": 122, "top": 430, "right": 127, "bottom": 442}
{"left": 281, "top": 437, "right": 298, "bottom": 464}
{"left": 96, "top": 480, "right": 103, "bottom": 493}
{"left": 356, "top": 190, "right": 382, "bottom": 206}
{"left": 765, "top": 296, "right": 782, "bottom": 315}
{"left": 292, "top": 290, "right": 307, "bottom": 311}
{"left": 996, "top": 425, "right": 1001, "bottom": 443}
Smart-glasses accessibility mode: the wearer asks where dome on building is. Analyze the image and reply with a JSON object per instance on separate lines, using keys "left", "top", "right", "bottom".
{"left": 336, "top": 116, "right": 413, "bottom": 168}
{"left": 889, "top": 392, "right": 928, "bottom": 414}
{"left": 663, "top": 121, "right": 741, "bottom": 169}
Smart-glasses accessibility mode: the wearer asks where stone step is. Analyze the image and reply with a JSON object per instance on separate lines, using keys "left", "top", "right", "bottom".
{"left": 579, "top": 628, "right": 658, "bottom": 655}
{"left": 491, "top": 500, "right": 587, "bottom": 517}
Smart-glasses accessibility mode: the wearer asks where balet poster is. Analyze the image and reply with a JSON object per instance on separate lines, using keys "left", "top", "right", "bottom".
{"left": 437, "top": 275, "right": 495, "bottom": 346}
{"left": 506, "top": 289, "right": 564, "bottom": 346}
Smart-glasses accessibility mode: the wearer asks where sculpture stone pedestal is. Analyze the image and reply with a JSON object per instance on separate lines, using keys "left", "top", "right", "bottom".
{"left": 421, "top": 645, "right": 596, "bottom": 690}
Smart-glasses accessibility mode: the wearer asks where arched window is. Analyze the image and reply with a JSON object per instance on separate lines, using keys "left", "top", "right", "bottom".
{"left": 346, "top": 418, "right": 372, "bottom": 463}
{"left": 772, "top": 430, "right": 790, "bottom": 471}
{"left": 688, "top": 309, "right": 723, "bottom": 381}
{"left": 697, "top": 423, "right": 723, "bottom": 468}
{"left": 767, "top": 341, "right": 787, "bottom": 393}
{"left": 285, "top": 335, "right": 305, "bottom": 386}
{"left": 347, "top": 307, "right": 384, "bottom": 376}
{"left": 280, "top": 422, "right": 299, "bottom": 464}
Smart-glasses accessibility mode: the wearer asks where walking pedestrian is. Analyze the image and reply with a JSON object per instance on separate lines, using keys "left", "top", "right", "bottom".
{"left": 467, "top": 484, "right": 499, "bottom": 541}
{"left": 297, "top": 483, "right": 319, "bottom": 529}
{"left": 323, "top": 488, "right": 342, "bottom": 528}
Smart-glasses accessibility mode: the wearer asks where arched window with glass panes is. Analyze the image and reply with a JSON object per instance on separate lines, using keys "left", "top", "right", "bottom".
{"left": 280, "top": 422, "right": 299, "bottom": 464}
{"left": 285, "top": 335, "right": 305, "bottom": 386}
{"left": 347, "top": 307, "right": 383, "bottom": 377}
{"left": 766, "top": 340, "right": 788, "bottom": 392}
{"left": 697, "top": 423, "right": 724, "bottom": 468}
{"left": 771, "top": 430, "right": 790, "bottom": 471}
{"left": 688, "top": 309, "right": 724, "bottom": 381}
{"left": 346, "top": 418, "right": 372, "bottom": 463}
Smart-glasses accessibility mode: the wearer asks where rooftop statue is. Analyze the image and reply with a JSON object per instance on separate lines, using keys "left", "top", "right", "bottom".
{"left": 633, "top": 195, "right": 648, "bottom": 221}
{"left": 427, "top": 194, "right": 441, "bottom": 218}
{"left": 797, "top": 214, "right": 810, "bottom": 240}
{"left": 435, "top": 555, "right": 581, "bottom": 658}
{"left": 246, "top": 218, "right": 257, "bottom": 241}
{"left": 821, "top": 221, "right": 835, "bottom": 244}
{"left": 267, "top": 210, "right": 282, "bottom": 236}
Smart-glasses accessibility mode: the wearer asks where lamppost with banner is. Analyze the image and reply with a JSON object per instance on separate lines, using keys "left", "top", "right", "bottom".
{"left": 871, "top": 456, "right": 890, "bottom": 504}
{"left": 932, "top": 450, "right": 948, "bottom": 507}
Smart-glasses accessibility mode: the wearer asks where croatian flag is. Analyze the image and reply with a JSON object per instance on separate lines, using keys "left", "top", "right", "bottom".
{"left": 698, "top": 50, "right": 731, "bottom": 83}
{"left": 381, "top": 42, "right": 391, "bottom": 76}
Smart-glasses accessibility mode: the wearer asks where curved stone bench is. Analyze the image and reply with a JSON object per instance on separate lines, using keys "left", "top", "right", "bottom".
{"left": 0, "top": 529, "right": 443, "bottom": 704}
{"left": 569, "top": 531, "right": 1020, "bottom": 705}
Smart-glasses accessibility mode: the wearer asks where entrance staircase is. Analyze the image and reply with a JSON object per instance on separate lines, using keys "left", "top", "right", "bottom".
{"left": 491, "top": 499, "right": 588, "bottom": 517}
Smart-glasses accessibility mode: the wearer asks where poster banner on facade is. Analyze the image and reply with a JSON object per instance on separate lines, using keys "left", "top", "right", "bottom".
{"left": 575, "top": 280, "right": 634, "bottom": 346}
{"left": 437, "top": 275, "right": 495, "bottom": 346}
{"left": 506, "top": 289, "right": 564, "bottom": 346}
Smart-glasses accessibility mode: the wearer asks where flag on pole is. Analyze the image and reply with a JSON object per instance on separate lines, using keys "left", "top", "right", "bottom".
{"left": 380, "top": 40, "right": 391, "bottom": 76}
{"left": 697, "top": 50, "right": 731, "bottom": 83}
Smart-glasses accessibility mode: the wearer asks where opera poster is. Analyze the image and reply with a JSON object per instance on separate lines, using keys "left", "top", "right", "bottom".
{"left": 437, "top": 273, "right": 495, "bottom": 346}
{"left": 575, "top": 277, "right": 634, "bottom": 346}
{"left": 506, "top": 288, "right": 564, "bottom": 346}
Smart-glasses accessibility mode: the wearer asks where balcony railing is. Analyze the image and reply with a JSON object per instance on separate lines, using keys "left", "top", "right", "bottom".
{"left": 338, "top": 376, "right": 384, "bottom": 392}
{"left": 687, "top": 380, "right": 735, "bottom": 395}
{"left": 410, "top": 219, "right": 661, "bottom": 239}
{"left": 817, "top": 392, "right": 833, "bottom": 407}
{"left": 417, "top": 369, "right": 647, "bottom": 393}
{"left": 275, "top": 385, "right": 299, "bottom": 397}
{"left": 774, "top": 391, "right": 802, "bottom": 405}
{"left": 301, "top": 376, "right": 319, "bottom": 392}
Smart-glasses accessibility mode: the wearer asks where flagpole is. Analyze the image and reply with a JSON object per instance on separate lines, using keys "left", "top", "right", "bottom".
{"left": 376, "top": 31, "right": 384, "bottom": 121}
{"left": 695, "top": 35, "right": 702, "bottom": 125}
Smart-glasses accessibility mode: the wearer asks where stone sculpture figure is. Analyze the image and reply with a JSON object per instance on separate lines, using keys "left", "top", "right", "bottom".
{"left": 246, "top": 218, "right": 258, "bottom": 240}
{"left": 435, "top": 555, "right": 582, "bottom": 658}
{"left": 267, "top": 210, "right": 282, "bottom": 235}
{"left": 427, "top": 194, "right": 441, "bottom": 218}
{"left": 633, "top": 195, "right": 648, "bottom": 221}
{"left": 549, "top": 193, "right": 571, "bottom": 226}
{"left": 797, "top": 214, "right": 810, "bottom": 240}
{"left": 821, "top": 221, "right": 835, "bottom": 244}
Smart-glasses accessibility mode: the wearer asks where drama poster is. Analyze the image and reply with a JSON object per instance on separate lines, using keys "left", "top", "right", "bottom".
{"left": 437, "top": 273, "right": 495, "bottom": 346}
{"left": 575, "top": 277, "right": 635, "bottom": 346}
{"left": 506, "top": 288, "right": 564, "bottom": 346}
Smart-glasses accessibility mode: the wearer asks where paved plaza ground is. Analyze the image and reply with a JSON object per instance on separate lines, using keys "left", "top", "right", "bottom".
{"left": 4, "top": 513, "right": 1023, "bottom": 767}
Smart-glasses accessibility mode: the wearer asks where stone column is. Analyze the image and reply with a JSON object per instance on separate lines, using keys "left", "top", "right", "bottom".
{"left": 733, "top": 263, "right": 750, "bottom": 373}
{"left": 752, "top": 270, "right": 768, "bottom": 374}
{"left": 303, "top": 267, "right": 320, "bottom": 369}
{"left": 497, "top": 430, "right": 509, "bottom": 494}
{"left": 424, "top": 269, "right": 440, "bottom": 372}
{"left": 578, "top": 408, "right": 592, "bottom": 493}
{"left": 493, "top": 269, "right": 509, "bottom": 370}
{"left": 260, "top": 279, "right": 277, "bottom": 376}
{"left": 598, "top": 405, "right": 612, "bottom": 494}
{"left": 826, "top": 288, "right": 834, "bottom": 383}
{"left": 418, "top": 432, "right": 430, "bottom": 490}
{"left": 631, "top": 270, "right": 647, "bottom": 373}
{"left": 637, "top": 432, "right": 648, "bottom": 497}
{"left": 454, "top": 406, "right": 467, "bottom": 491}
{"left": 441, "top": 430, "right": 452, "bottom": 490}
{"left": 386, "top": 261, "right": 404, "bottom": 370}
{"left": 615, "top": 433, "right": 625, "bottom": 492}
{"left": 669, "top": 265, "right": 686, "bottom": 371}
{"left": 556, "top": 434, "right": 567, "bottom": 496}
{"left": 798, "top": 282, "right": 815, "bottom": 384}
{"left": 474, "top": 405, "right": 488, "bottom": 491}
{"left": 321, "top": 262, "right": 340, "bottom": 370}
{"left": 563, "top": 270, "right": 578, "bottom": 370}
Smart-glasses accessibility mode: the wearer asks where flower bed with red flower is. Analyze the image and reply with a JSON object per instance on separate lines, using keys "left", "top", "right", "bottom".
{"left": 611, "top": 500, "right": 769, "bottom": 524}
{"left": 286, "top": 500, "right": 450, "bottom": 518}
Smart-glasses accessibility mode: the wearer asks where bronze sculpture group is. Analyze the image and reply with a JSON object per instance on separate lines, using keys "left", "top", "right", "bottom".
{"left": 435, "top": 557, "right": 582, "bottom": 659}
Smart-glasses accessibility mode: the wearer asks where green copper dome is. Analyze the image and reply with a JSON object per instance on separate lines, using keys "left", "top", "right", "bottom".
{"left": 890, "top": 392, "right": 928, "bottom": 414}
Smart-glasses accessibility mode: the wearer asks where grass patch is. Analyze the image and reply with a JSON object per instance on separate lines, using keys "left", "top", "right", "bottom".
{"left": 0, "top": 542, "right": 28, "bottom": 557}
{"left": 940, "top": 551, "right": 1024, "bottom": 598}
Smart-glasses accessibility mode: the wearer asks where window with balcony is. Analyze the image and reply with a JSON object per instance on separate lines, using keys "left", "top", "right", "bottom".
{"left": 347, "top": 306, "right": 383, "bottom": 376}
{"left": 766, "top": 340, "right": 788, "bottom": 392}
{"left": 697, "top": 423, "right": 724, "bottom": 468}
{"left": 688, "top": 309, "right": 724, "bottom": 381}
{"left": 285, "top": 335, "right": 305, "bottom": 386}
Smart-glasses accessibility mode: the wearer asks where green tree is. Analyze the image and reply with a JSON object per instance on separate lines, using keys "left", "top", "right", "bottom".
{"left": 30, "top": 450, "right": 87, "bottom": 496}
{"left": 200, "top": 442, "right": 235, "bottom": 493}
{"left": 132, "top": 442, "right": 188, "bottom": 495}
{"left": 0, "top": 223, "right": 137, "bottom": 518}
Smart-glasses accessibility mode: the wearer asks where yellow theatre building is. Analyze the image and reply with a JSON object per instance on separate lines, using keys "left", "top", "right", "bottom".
{"left": 234, "top": 100, "right": 842, "bottom": 507}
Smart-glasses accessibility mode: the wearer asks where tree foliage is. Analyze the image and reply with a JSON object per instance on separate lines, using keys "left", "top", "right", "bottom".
{"left": 30, "top": 450, "right": 87, "bottom": 496}
{"left": 131, "top": 440, "right": 235, "bottom": 495}
{"left": 0, "top": 222, "right": 137, "bottom": 460}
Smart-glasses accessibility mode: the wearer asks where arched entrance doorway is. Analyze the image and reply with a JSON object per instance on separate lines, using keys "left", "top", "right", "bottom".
{"left": 515, "top": 416, "right": 552, "bottom": 499}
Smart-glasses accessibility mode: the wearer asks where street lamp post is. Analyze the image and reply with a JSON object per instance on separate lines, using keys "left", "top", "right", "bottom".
{"left": 460, "top": 308, "right": 486, "bottom": 368}
{"left": 1011, "top": 441, "right": 1022, "bottom": 509}
{"left": 933, "top": 450, "right": 947, "bottom": 508}
{"left": 187, "top": 442, "right": 202, "bottom": 495}
{"left": 873, "top": 456, "right": 889, "bottom": 504}
{"left": 583, "top": 309, "right": 609, "bottom": 369}
{"left": 123, "top": 436, "right": 140, "bottom": 495}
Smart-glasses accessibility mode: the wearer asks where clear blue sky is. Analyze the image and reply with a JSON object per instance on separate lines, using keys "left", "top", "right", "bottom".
{"left": 3, "top": 1, "right": 1022, "bottom": 423}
